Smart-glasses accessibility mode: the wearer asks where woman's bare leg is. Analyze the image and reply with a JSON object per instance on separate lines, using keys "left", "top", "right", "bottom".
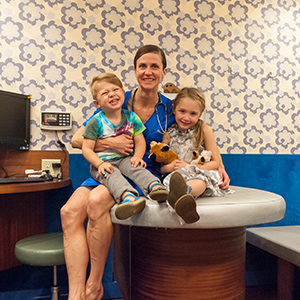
{"left": 85, "top": 185, "right": 115, "bottom": 300}
{"left": 60, "top": 186, "right": 92, "bottom": 300}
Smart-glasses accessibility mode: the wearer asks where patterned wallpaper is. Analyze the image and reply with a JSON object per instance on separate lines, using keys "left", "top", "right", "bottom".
{"left": 0, "top": 0, "right": 299, "bottom": 154}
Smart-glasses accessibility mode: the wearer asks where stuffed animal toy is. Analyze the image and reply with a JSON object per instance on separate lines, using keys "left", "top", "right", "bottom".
{"left": 149, "top": 141, "right": 211, "bottom": 166}
{"left": 149, "top": 141, "right": 178, "bottom": 165}
{"left": 163, "top": 82, "right": 180, "bottom": 93}
{"left": 189, "top": 150, "right": 212, "bottom": 165}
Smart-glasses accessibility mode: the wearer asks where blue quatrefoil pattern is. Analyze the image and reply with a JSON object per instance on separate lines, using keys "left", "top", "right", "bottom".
{"left": 0, "top": 0, "right": 300, "bottom": 154}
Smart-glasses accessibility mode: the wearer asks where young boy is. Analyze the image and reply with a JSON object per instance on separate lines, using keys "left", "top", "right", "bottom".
{"left": 82, "top": 73, "right": 168, "bottom": 220}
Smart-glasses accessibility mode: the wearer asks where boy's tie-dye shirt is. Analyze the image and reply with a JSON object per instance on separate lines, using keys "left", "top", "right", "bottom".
{"left": 83, "top": 109, "right": 145, "bottom": 161}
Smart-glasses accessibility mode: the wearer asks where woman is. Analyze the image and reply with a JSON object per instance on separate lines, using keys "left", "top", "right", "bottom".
{"left": 60, "top": 44, "right": 230, "bottom": 300}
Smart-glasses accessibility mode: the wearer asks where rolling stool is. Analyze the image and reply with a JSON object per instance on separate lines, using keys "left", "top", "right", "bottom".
{"left": 15, "top": 232, "right": 65, "bottom": 300}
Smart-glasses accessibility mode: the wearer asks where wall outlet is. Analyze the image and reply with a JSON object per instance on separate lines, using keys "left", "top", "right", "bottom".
{"left": 41, "top": 159, "right": 61, "bottom": 177}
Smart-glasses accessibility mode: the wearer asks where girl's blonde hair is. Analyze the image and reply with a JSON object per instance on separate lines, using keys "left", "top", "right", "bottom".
{"left": 90, "top": 73, "right": 123, "bottom": 99}
{"left": 173, "top": 87, "right": 206, "bottom": 148}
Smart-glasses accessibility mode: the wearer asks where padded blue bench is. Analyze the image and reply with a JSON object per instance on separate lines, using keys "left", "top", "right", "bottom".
{"left": 247, "top": 226, "right": 300, "bottom": 300}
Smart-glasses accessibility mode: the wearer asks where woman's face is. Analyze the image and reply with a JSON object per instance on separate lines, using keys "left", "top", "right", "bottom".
{"left": 134, "top": 52, "right": 167, "bottom": 91}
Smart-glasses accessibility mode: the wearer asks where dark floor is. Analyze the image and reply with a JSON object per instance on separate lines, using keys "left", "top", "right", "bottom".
{"left": 110, "top": 284, "right": 277, "bottom": 300}
{"left": 245, "top": 285, "right": 277, "bottom": 300}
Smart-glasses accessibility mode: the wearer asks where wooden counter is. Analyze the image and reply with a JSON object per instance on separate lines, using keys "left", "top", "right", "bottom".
{"left": 0, "top": 150, "right": 70, "bottom": 271}
{"left": 0, "top": 178, "right": 70, "bottom": 194}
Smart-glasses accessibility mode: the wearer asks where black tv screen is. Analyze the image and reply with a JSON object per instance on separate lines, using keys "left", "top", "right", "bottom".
{"left": 0, "top": 90, "right": 31, "bottom": 151}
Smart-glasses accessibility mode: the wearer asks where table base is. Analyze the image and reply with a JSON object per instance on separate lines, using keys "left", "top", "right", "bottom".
{"left": 114, "top": 225, "right": 246, "bottom": 300}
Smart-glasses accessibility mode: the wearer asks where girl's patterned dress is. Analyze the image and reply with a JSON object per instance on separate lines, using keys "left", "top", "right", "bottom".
{"left": 163, "top": 123, "right": 232, "bottom": 197}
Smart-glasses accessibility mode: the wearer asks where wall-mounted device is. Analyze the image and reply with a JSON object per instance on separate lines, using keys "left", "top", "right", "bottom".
{"left": 41, "top": 111, "right": 72, "bottom": 130}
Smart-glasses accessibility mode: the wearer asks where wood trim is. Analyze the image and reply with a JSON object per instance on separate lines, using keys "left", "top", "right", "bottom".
{"left": 277, "top": 258, "right": 295, "bottom": 300}
{"left": 0, "top": 178, "right": 71, "bottom": 194}
{"left": 0, "top": 192, "right": 45, "bottom": 270}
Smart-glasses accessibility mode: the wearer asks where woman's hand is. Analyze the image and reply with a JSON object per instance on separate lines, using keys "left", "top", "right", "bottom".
{"left": 218, "top": 166, "right": 230, "bottom": 190}
{"left": 131, "top": 156, "right": 146, "bottom": 168}
{"left": 95, "top": 134, "right": 134, "bottom": 155}
{"left": 98, "top": 162, "right": 113, "bottom": 177}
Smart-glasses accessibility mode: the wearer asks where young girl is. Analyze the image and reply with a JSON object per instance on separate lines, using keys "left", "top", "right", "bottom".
{"left": 161, "top": 87, "right": 231, "bottom": 224}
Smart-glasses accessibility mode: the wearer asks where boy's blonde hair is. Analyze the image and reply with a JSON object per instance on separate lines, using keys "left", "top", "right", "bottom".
{"left": 173, "top": 87, "right": 206, "bottom": 148}
{"left": 90, "top": 73, "right": 123, "bottom": 99}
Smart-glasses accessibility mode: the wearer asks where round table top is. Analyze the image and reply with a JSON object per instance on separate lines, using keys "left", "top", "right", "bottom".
{"left": 110, "top": 186, "right": 286, "bottom": 229}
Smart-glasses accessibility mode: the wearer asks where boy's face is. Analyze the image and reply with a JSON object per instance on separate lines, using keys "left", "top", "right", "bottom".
{"left": 93, "top": 81, "right": 125, "bottom": 112}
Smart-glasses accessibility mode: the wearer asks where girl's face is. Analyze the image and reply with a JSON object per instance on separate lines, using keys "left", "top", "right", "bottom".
{"left": 134, "top": 52, "right": 167, "bottom": 91}
{"left": 93, "top": 81, "right": 124, "bottom": 112}
{"left": 174, "top": 97, "right": 202, "bottom": 132}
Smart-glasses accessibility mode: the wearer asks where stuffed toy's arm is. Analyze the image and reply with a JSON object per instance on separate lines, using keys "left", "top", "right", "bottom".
{"left": 162, "top": 132, "right": 171, "bottom": 145}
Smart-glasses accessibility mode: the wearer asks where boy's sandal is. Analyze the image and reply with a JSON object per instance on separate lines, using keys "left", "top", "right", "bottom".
{"left": 167, "top": 172, "right": 191, "bottom": 208}
{"left": 149, "top": 182, "right": 169, "bottom": 203}
{"left": 175, "top": 194, "right": 200, "bottom": 224}
{"left": 115, "top": 194, "right": 146, "bottom": 220}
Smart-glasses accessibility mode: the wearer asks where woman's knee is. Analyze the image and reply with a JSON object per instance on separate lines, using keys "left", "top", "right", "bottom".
{"left": 87, "top": 186, "right": 115, "bottom": 219}
{"left": 60, "top": 187, "right": 90, "bottom": 230}
{"left": 60, "top": 203, "right": 76, "bottom": 229}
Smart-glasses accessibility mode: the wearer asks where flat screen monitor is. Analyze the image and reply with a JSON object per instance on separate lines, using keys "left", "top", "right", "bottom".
{"left": 0, "top": 90, "right": 31, "bottom": 151}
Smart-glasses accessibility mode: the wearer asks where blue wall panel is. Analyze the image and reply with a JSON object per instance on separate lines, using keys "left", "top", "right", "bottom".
{"left": 222, "top": 154, "right": 300, "bottom": 226}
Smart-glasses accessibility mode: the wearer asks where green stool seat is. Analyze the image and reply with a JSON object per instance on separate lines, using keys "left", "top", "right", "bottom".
{"left": 15, "top": 232, "right": 65, "bottom": 266}
{"left": 15, "top": 232, "right": 65, "bottom": 300}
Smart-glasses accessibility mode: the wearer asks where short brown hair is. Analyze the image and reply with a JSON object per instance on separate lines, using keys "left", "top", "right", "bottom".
{"left": 90, "top": 73, "right": 123, "bottom": 99}
{"left": 134, "top": 44, "right": 167, "bottom": 70}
